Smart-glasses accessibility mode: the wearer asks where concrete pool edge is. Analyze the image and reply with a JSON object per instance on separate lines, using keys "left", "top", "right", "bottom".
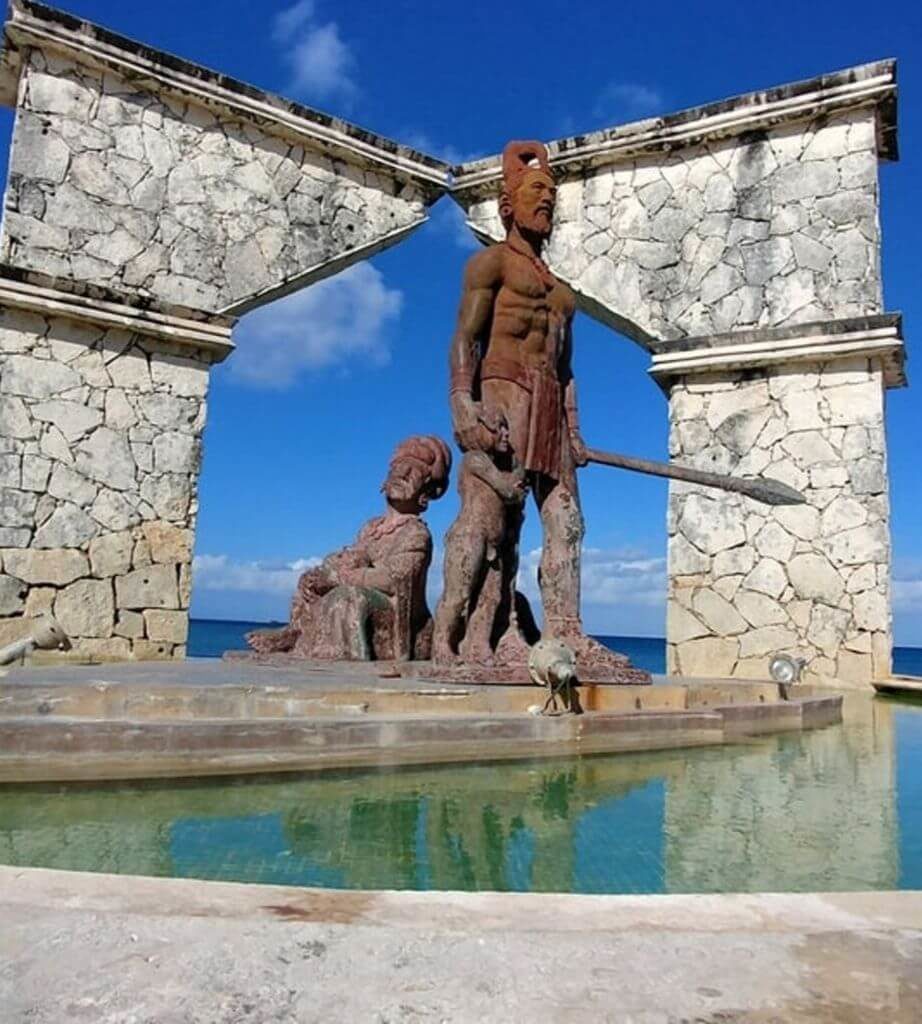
{"left": 0, "top": 667, "right": 844, "bottom": 778}
{"left": 3, "top": 865, "right": 921, "bottom": 1021}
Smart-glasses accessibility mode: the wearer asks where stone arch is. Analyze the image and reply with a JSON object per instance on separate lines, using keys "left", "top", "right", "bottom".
{"left": 0, "top": 0, "right": 448, "bottom": 657}
{"left": 0, "top": 0, "right": 907, "bottom": 687}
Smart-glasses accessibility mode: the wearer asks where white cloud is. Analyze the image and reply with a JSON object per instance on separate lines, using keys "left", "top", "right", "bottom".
{"left": 192, "top": 553, "right": 320, "bottom": 594}
{"left": 894, "top": 564, "right": 922, "bottom": 610}
{"left": 517, "top": 546, "right": 667, "bottom": 608}
{"left": 272, "top": 0, "right": 357, "bottom": 105}
{"left": 231, "top": 263, "right": 403, "bottom": 388}
{"left": 591, "top": 82, "right": 664, "bottom": 123}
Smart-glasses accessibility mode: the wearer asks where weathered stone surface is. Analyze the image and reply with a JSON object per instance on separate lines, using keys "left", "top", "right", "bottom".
{"left": 0, "top": 354, "right": 80, "bottom": 399}
{"left": 1, "top": 548, "right": 88, "bottom": 585}
{"left": 54, "top": 578, "right": 114, "bottom": 638}
{"left": 713, "top": 546, "right": 755, "bottom": 579}
{"left": 142, "top": 522, "right": 192, "bottom": 565}
{"left": 788, "top": 553, "right": 845, "bottom": 604}
{"left": 677, "top": 495, "right": 746, "bottom": 556}
{"left": 31, "top": 400, "right": 103, "bottom": 441}
{"left": 739, "top": 625, "right": 798, "bottom": 658}
{"left": 735, "top": 590, "right": 788, "bottom": 628}
{"left": 114, "top": 609, "right": 145, "bottom": 638}
{"left": 675, "top": 637, "right": 738, "bottom": 677}
{"left": 115, "top": 565, "right": 178, "bottom": 610}
{"left": 667, "top": 600, "right": 708, "bottom": 644}
{"left": 742, "top": 559, "right": 787, "bottom": 599}
{"left": 33, "top": 503, "right": 98, "bottom": 549}
{"left": 0, "top": 574, "right": 27, "bottom": 616}
{"left": 692, "top": 590, "right": 748, "bottom": 636}
{"left": 89, "top": 531, "right": 133, "bottom": 577}
{"left": 76, "top": 428, "right": 137, "bottom": 490}
{"left": 143, "top": 609, "right": 188, "bottom": 643}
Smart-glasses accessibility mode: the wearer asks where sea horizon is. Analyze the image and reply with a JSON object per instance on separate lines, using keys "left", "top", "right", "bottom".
{"left": 188, "top": 617, "right": 922, "bottom": 677}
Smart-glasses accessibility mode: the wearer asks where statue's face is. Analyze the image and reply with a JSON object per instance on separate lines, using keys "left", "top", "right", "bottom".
{"left": 383, "top": 460, "right": 442, "bottom": 513}
{"left": 511, "top": 170, "right": 557, "bottom": 238}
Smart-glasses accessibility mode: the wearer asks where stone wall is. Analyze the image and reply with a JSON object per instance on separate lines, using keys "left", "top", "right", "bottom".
{"left": 0, "top": 283, "right": 230, "bottom": 658}
{"left": 665, "top": 353, "right": 892, "bottom": 684}
{"left": 2, "top": 46, "right": 438, "bottom": 315}
{"left": 457, "top": 106, "right": 883, "bottom": 344}
{"left": 0, "top": 1, "right": 450, "bottom": 662}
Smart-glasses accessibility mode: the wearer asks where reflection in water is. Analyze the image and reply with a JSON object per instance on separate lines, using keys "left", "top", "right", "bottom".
{"left": 0, "top": 696, "right": 918, "bottom": 894}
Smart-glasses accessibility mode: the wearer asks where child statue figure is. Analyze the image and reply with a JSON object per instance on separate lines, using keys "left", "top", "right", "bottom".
{"left": 432, "top": 406, "right": 530, "bottom": 666}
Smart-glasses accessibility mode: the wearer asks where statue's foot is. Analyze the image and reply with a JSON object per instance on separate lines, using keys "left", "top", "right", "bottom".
{"left": 431, "top": 642, "right": 461, "bottom": 667}
{"left": 492, "top": 628, "right": 532, "bottom": 667}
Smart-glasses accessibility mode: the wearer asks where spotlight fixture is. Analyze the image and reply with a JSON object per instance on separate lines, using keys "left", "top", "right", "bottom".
{"left": 769, "top": 653, "right": 804, "bottom": 685}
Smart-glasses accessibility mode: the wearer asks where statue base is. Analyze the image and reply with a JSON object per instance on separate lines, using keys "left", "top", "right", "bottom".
{"left": 226, "top": 648, "right": 652, "bottom": 686}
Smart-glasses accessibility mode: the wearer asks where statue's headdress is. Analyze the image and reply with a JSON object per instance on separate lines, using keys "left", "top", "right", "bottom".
{"left": 499, "top": 140, "right": 553, "bottom": 231}
{"left": 387, "top": 435, "right": 452, "bottom": 499}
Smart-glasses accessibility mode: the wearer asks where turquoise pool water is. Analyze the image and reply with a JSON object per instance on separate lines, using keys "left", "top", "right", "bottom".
{"left": 1, "top": 696, "right": 920, "bottom": 894}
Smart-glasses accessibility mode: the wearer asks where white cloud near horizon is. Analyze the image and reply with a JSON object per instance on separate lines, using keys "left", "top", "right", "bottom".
{"left": 231, "top": 263, "right": 403, "bottom": 388}
{"left": 518, "top": 546, "right": 667, "bottom": 609}
{"left": 192, "top": 553, "right": 320, "bottom": 595}
{"left": 272, "top": 0, "right": 357, "bottom": 105}
{"left": 193, "top": 544, "right": 665, "bottom": 617}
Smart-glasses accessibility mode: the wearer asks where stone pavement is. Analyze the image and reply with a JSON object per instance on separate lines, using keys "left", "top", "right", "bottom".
{"left": 2, "top": 865, "right": 921, "bottom": 1022}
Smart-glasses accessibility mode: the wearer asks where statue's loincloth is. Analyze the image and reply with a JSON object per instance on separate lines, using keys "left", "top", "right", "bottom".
{"left": 481, "top": 355, "right": 563, "bottom": 480}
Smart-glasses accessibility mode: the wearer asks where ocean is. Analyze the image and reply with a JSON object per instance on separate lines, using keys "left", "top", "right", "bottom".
{"left": 188, "top": 619, "right": 922, "bottom": 677}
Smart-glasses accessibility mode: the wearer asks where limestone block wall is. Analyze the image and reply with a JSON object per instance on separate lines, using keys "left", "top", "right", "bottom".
{"left": 458, "top": 106, "right": 883, "bottom": 344}
{"left": 0, "top": 282, "right": 232, "bottom": 658}
{"left": 0, "top": 0, "right": 448, "bottom": 315}
{"left": 665, "top": 353, "right": 893, "bottom": 684}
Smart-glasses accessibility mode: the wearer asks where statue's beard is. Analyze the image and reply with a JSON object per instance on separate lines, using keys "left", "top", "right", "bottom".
{"left": 516, "top": 207, "right": 553, "bottom": 238}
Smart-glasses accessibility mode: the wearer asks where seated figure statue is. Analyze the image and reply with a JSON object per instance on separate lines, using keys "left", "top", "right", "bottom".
{"left": 432, "top": 406, "right": 528, "bottom": 665}
{"left": 247, "top": 436, "right": 451, "bottom": 662}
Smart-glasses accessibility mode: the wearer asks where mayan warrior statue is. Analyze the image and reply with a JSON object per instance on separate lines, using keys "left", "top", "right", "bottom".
{"left": 433, "top": 141, "right": 646, "bottom": 682}
{"left": 247, "top": 436, "right": 451, "bottom": 661}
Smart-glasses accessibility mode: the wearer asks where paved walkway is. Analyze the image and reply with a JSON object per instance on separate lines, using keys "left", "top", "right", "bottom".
{"left": 2, "top": 866, "right": 921, "bottom": 1022}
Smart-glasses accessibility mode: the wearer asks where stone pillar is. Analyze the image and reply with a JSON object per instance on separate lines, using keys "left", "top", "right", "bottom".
{"left": 0, "top": 277, "right": 232, "bottom": 657}
{"left": 654, "top": 316, "right": 904, "bottom": 685}
{"left": 0, "top": 1, "right": 448, "bottom": 661}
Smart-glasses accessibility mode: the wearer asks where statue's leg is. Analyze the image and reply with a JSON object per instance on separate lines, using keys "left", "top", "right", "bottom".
{"left": 432, "top": 521, "right": 488, "bottom": 664}
{"left": 535, "top": 468, "right": 585, "bottom": 635}
{"left": 460, "top": 561, "right": 502, "bottom": 663}
{"left": 319, "top": 585, "right": 375, "bottom": 660}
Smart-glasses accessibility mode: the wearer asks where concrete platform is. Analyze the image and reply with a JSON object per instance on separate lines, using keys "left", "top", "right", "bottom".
{"left": 0, "top": 659, "right": 842, "bottom": 782}
{"left": 2, "top": 865, "right": 920, "bottom": 1022}
{"left": 873, "top": 675, "right": 922, "bottom": 698}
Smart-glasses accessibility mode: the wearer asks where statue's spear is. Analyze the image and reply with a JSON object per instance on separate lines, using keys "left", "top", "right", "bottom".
{"left": 585, "top": 447, "right": 806, "bottom": 506}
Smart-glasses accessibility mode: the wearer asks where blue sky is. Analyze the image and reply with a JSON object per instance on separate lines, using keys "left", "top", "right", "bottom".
{"left": 3, "top": 0, "right": 921, "bottom": 641}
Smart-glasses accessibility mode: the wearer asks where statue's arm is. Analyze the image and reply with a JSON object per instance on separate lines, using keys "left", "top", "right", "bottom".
{"left": 464, "top": 451, "right": 526, "bottom": 504}
{"left": 450, "top": 250, "right": 501, "bottom": 451}
{"left": 339, "top": 528, "right": 430, "bottom": 596}
{"left": 560, "top": 304, "right": 589, "bottom": 467}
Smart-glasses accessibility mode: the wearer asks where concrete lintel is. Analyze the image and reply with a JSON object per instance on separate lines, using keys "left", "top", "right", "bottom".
{"left": 452, "top": 59, "right": 898, "bottom": 199}
{"left": 0, "top": 272, "right": 235, "bottom": 360}
{"left": 650, "top": 313, "right": 906, "bottom": 389}
{"left": 1, "top": 0, "right": 450, "bottom": 194}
